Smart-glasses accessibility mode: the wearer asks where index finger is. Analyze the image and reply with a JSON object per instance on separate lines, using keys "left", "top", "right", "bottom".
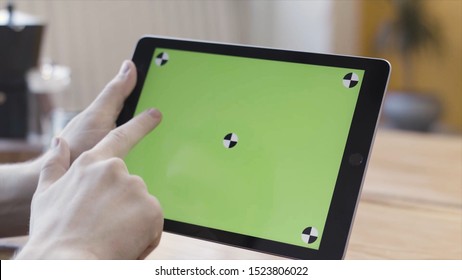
{"left": 92, "top": 108, "right": 162, "bottom": 159}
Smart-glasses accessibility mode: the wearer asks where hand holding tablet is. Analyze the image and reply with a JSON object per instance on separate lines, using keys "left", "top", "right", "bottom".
{"left": 117, "top": 37, "right": 390, "bottom": 259}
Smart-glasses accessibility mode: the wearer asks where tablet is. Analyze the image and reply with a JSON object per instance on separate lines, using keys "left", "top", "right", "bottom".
{"left": 117, "top": 36, "right": 390, "bottom": 259}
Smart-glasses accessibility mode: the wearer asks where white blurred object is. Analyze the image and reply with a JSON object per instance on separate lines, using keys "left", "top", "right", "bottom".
{"left": 27, "top": 62, "right": 71, "bottom": 94}
{"left": 51, "top": 109, "right": 80, "bottom": 137}
{"left": 37, "top": 109, "right": 80, "bottom": 150}
{"left": 26, "top": 61, "right": 72, "bottom": 149}
{"left": 0, "top": 8, "right": 42, "bottom": 26}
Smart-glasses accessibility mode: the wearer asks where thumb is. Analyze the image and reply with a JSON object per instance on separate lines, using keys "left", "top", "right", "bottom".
{"left": 37, "top": 137, "right": 71, "bottom": 192}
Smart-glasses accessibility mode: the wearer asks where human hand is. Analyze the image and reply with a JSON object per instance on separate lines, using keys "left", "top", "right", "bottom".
{"left": 16, "top": 108, "right": 163, "bottom": 259}
{"left": 59, "top": 60, "right": 137, "bottom": 162}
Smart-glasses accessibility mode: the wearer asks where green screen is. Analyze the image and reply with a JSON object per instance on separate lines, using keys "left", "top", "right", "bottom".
{"left": 125, "top": 48, "right": 363, "bottom": 250}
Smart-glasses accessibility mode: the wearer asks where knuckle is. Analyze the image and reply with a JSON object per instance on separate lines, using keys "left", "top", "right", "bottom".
{"left": 106, "top": 157, "right": 126, "bottom": 170}
{"left": 148, "top": 194, "right": 161, "bottom": 209}
{"left": 128, "top": 180, "right": 163, "bottom": 221}
{"left": 98, "top": 158, "right": 128, "bottom": 179}
{"left": 103, "top": 78, "right": 123, "bottom": 94}
{"left": 128, "top": 175, "right": 147, "bottom": 189}
{"left": 146, "top": 195, "right": 164, "bottom": 222}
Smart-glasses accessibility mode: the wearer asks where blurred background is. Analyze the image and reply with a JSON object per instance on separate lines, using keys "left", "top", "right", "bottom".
{"left": 0, "top": 0, "right": 461, "bottom": 260}
{"left": 0, "top": 0, "right": 461, "bottom": 144}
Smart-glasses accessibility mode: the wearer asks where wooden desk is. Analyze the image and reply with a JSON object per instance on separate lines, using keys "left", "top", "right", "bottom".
{"left": 1, "top": 129, "right": 461, "bottom": 259}
{"left": 147, "top": 129, "right": 462, "bottom": 259}
{"left": 0, "top": 139, "right": 43, "bottom": 163}
{"left": 346, "top": 129, "right": 462, "bottom": 259}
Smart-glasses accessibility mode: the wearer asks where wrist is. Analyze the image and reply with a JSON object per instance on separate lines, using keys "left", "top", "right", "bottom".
{"left": 0, "top": 153, "right": 49, "bottom": 237}
{"left": 6, "top": 154, "right": 46, "bottom": 202}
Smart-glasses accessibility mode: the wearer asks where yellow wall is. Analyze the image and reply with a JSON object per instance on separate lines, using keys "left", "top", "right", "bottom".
{"left": 360, "top": 0, "right": 462, "bottom": 132}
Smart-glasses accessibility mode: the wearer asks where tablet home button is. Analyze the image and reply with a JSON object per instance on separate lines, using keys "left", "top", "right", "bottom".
{"left": 349, "top": 153, "right": 364, "bottom": 166}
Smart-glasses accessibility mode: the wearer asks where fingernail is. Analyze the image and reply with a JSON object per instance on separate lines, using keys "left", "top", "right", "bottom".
{"left": 51, "top": 137, "right": 60, "bottom": 148}
{"left": 147, "top": 108, "right": 162, "bottom": 119}
{"left": 119, "top": 60, "right": 131, "bottom": 75}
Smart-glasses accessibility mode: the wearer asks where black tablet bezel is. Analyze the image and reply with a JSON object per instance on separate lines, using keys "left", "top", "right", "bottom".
{"left": 117, "top": 36, "right": 390, "bottom": 260}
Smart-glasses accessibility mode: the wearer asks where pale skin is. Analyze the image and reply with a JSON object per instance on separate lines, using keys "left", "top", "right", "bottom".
{"left": 0, "top": 61, "right": 164, "bottom": 259}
